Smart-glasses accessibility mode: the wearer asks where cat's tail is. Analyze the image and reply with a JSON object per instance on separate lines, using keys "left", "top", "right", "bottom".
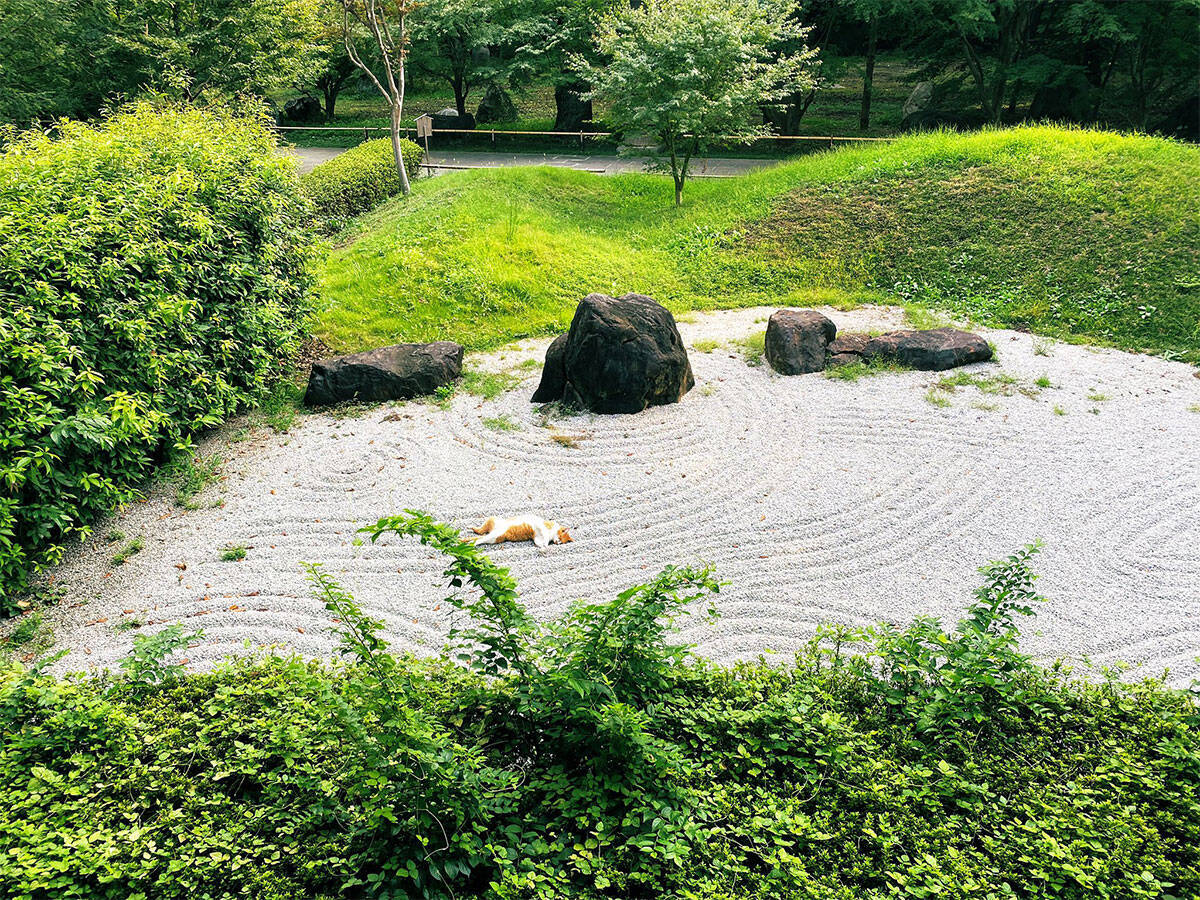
{"left": 471, "top": 517, "right": 495, "bottom": 535}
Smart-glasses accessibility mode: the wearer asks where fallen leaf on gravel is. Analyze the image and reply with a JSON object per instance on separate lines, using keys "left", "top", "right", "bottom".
{"left": 174, "top": 563, "right": 186, "bottom": 570}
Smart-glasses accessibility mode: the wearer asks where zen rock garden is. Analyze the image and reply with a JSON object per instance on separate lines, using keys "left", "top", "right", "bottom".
{"left": 304, "top": 294, "right": 993, "bottom": 410}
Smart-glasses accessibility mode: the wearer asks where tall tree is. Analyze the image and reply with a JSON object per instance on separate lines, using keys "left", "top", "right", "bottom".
{"left": 307, "top": 0, "right": 361, "bottom": 119}
{"left": 122, "top": 0, "right": 324, "bottom": 99}
{"left": 512, "top": 0, "right": 616, "bottom": 130}
{"left": 340, "top": 0, "right": 415, "bottom": 195}
{"left": 586, "top": 0, "right": 817, "bottom": 205}
{"left": 408, "top": 0, "right": 504, "bottom": 117}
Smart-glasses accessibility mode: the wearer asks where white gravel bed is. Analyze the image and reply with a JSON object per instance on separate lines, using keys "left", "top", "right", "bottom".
{"left": 22, "top": 306, "right": 1200, "bottom": 685}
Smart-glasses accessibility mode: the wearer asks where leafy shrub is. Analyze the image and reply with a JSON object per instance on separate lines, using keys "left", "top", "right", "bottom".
{"left": 0, "top": 100, "right": 313, "bottom": 606}
{"left": 301, "top": 137, "right": 424, "bottom": 223}
{"left": 0, "top": 518, "right": 1196, "bottom": 898}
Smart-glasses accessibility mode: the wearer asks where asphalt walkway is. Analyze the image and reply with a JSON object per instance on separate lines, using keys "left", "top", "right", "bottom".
{"left": 287, "top": 146, "right": 776, "bottom": 177}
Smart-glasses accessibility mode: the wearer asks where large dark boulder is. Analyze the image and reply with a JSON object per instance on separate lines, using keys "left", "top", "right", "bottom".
{"left": 476, "top": 83, "right": 518, "bottom": 124}
{"left": 537, "top": 293, "right": 693, "bottom": 413}
{"left": 862, "top": 328, "right": 992, "bottom": 371}
{"left": 283, "top": 95, "right": 323, "bottom": 123}
{"left": 530, "top": 333, "right": 568, "bottom": 403}
{"left": 764, "top": 309, "right": 837, "bottom": 375}
{"left": 304, "top": 342, "right": 463, "bottom": 406}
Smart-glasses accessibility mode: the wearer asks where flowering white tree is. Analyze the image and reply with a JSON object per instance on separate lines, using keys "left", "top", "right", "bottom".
{"left": 585, "top": 0, "right": 817, "bottom": 205}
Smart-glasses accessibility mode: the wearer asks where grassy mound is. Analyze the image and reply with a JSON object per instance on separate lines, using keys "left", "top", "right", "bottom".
{"left": 317, "top": 127, "right": 1199, "bottom": 360}
{"left": 3, "top": 518, "right": 1197, "bottom": 899}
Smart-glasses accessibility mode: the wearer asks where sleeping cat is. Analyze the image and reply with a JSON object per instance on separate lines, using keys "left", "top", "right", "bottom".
{"left": 470, "top": 515, "right": 573, "bottom": 548}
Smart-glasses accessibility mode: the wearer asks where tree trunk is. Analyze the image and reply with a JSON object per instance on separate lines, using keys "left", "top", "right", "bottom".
{"left": 323, "top": 84, "right": 338, "bottom": 121}
{"left": 554, "top": 82, "right": 593, "bottom": 131}
{"left": 391, "top": 105, "right": 411, "bottom": 196}
{"left": 859, "top": 15, "right": 879, "bottom": 131}
{"left": 453, "top": 74, "right": 467, "bottom": 117}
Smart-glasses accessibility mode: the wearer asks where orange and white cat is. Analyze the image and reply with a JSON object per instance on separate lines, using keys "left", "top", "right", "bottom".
{"left": 470, "top": 515, "right": 573, "bottom": 548}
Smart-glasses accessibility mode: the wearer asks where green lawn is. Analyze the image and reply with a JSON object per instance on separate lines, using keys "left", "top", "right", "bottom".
{"left": 316, "top": 126, "right": 1200, "bottom": 361}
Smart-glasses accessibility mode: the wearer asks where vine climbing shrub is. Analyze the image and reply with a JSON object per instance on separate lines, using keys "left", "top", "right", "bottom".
{"left": 0, "top": 100, "right": 314, "bottom": 607}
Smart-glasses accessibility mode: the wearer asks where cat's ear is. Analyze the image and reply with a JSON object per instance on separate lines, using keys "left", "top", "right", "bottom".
{"left": 557, "top": 528, "right": 573, "bottom": 544}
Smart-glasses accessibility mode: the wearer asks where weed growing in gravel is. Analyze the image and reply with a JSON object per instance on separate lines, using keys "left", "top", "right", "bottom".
{"left": 0, "top": 612, "right": 54, "bottom": 660}
{"left": 482, "top": 415, "right": 520, "bottom": 432}
{"left": 111, "top": 538, "right": 144, "bottom": 566}
{"left": 927, "top": 370, "right": 1051, "bottom": 406}
{"left": 731, "top": 331, "right": 766, "bottom": 366}
{"left": 935, "top": 371, "right": 1020, "bottom": 394}
{"left": 549, "top": 431, "right": 584, "bottom": 449}
{"left": 698, "top": 382, "right": 718, "bottom": 396}
{"left": 171, "top": 453, "right": 224, "bottom": 509}
{"left": 1035, "top": 374, "right": 1053, "bottom": 389}
{"left": 516, "top": 358, "right": 542, "bottom": 370}
{"left": 1032, "top": 336, "right": 1054, "bottom": 356}
{"left": 220, "top": 545, "right": 247, "bottom": 562}
{"left": 903, "top": 304, "right": 950, "bottom": 330}
{"left": 115, "top": 615, "right": 146, "bottom": 632}
{"left": 535, "top": 400, "right": 578, "bottom": 427}
{"left": 924, "top": 388, "right": 952, "bottom": 407}
{"left": 1054, "top": 405, "right": 1067, "bottom": 416}
{"left": 258, "top": 381, "right": 304, "bottom": 432}
{"left": 462, "top": 369, "right": 521, "bottom": 400}
{"left": 1189, "top": 403, "right": 1200, "bottom": 413}
{"left": 824, "top": 358, "right": 907, "bottom": 381}
{"left": 105, "top": 529, "right": 125, "bottom": 544}
{"left": 972, "top": 400, "right": 1000, "bottom": 411}
{"left": 1088, "top": 390, "right": 1111, "bottom": 402}
{"left": 692, "top": 339, "right": 721, "bottom": 353}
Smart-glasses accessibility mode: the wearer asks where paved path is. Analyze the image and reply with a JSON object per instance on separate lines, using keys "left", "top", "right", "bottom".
{"left": 31, "top": 307, "right": 1200, "bottom": 686}
{"left": 287, "top": 146, "right": 777, "bottom": 177}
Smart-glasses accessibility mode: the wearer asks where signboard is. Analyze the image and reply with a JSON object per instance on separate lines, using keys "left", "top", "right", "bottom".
{"left": 415, "top": 114, "right": 433, "bottom": 139}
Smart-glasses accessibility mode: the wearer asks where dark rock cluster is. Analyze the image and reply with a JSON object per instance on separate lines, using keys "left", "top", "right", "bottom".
{"left": 763, "top": 309, "right": 992, "bottom": 375}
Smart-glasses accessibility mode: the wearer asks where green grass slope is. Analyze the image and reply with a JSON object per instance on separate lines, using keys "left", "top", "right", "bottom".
{"left": 317, "top": 127, "right": 1200, "bottom": 360}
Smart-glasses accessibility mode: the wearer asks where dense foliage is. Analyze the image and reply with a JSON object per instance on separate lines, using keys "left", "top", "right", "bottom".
{"left": 302, "top": 137, "right": 425, "bottom": 224}
{"left": 0, "top": 0, "right": 323, "bottom": 123}
{"left": 4, "top": 0, "right": 1196, "bottom": 142}
{"left": 2, "top": 515, "right": 1196, "bottom": 898}
{"left": 0, "top": 101, "right": 313, "bottom": 606}
{"left": 317, "top": 126, "right": 1200, "bottom": 360}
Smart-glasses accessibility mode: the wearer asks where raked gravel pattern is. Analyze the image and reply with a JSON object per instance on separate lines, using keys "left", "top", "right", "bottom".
{"left": 27, "top": 306, "right": 1200, "bottom": 685}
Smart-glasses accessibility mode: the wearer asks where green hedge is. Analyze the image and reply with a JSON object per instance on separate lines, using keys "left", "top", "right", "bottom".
{"left": 2, "top": 522, "right": 1197, "bottom": 899}
{"left": 0, "top": 101, "right": 314, "bottom": 607}
{"left": 301, "top": 137, "right": 424, "bottom": 222}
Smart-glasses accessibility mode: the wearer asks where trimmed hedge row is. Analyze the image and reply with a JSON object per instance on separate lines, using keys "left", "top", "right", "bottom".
{"left": 0, "top": 101, "right": 314, "bottom": 606}
{"left": 301, "top": 137, "right": 423, "bottom": 222}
